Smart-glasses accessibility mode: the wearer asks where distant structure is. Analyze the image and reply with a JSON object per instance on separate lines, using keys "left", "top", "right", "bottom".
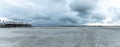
{"left": 0, "top": 19, "right": 31, "bottom": 27}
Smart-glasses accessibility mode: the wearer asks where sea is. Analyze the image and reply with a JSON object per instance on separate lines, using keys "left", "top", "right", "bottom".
{"left": 0, "top": 27, "right": 120, "bottom": 47}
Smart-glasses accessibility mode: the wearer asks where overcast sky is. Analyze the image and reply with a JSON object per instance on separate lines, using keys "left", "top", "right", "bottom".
{"left": 0, "top": 0, "right": 120, "bottom": 26}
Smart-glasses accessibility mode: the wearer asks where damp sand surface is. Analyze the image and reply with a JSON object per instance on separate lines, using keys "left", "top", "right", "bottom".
{"left": 0, "top": 27, "right": 120, "bottom": 47}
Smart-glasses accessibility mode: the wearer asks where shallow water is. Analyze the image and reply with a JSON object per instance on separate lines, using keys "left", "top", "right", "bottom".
{"left": 0, "top": 27, "right": 120, "bottom": 47}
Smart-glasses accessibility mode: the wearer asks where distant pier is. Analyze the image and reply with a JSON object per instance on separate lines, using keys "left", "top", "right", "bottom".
{"left": 0, "top": 19, "right": 32, "bottom": 27}
{"left": 3, "top": 23, "right": 31, "bottom": 27}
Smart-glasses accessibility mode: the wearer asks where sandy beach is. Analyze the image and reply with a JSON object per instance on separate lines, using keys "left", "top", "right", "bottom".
{"left": 0, "top": 27, "right": 120, "bottom": 47}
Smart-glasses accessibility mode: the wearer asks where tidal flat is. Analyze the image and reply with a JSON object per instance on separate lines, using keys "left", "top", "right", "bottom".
{"left": 0, "top": 27, "right": 120, "bottom": 47}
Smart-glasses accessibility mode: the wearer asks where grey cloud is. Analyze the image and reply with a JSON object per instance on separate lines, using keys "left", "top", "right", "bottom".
{"left": 108, "top": 8, "right": 120, "bottom": 24}
{"left": 91, "top": 14, "right": 106, "bottom": 21}
{"left": 59, "top": 17, "right": 78, "bottom": 24}
{"left": 4, "top": 0, "right": 72, "bottom": 26}
{"left": 0, "top": 0, "right": 112, "bottom": 26}
{"left": 112, "top": 8, "right": 120, "bottom": 19}
{"left": 70, "top": 0, "right": 98, "bottom": 14}
{"left": 70, "top": 0, "right": 105, "bottom": 24}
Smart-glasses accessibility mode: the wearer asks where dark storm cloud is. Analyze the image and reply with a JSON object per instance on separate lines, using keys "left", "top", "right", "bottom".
{"left": 70, "top": 0, "right": 106, "bottom": 23}
{"left": 70, "top": 0, "right": 98, "bottom": 14}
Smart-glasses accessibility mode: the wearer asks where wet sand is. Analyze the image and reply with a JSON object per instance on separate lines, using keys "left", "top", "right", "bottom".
{"left": 0, "top": 27, "right": 120, "bottom": 47}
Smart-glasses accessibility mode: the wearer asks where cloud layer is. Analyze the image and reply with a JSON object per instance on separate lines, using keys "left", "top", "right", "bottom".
{"left": 0, "top": 0, "right": 120, "bottom": 26}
